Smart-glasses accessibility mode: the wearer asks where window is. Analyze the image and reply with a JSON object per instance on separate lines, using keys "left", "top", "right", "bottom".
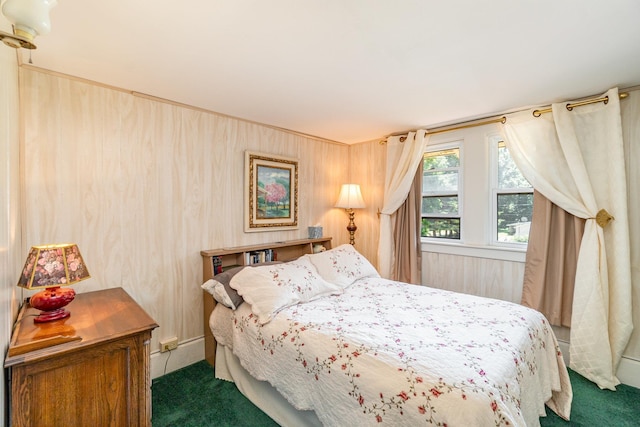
{"left": 494, "top": 140, "right": 533, "bottom": 244}
{"left": 420, "top": 128, "right": 533, "bottom": 260}
{"left": 421, "top": 147, "right": 461, "bottom": 239}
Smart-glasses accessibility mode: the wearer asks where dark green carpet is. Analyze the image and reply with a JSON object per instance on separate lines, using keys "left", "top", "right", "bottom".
{"left": 153, "top": 361, "right": 640, "bottom": 426}
{"left": 540, "top": 369, "right": 640, "bottom": 427}
{"left": 152, "top": 360, "right": 278, "bottom": 427}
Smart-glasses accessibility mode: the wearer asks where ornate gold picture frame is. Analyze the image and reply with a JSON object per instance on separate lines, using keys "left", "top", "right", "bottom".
{"left": 245, "top": 151, "right": 298, "bottom": 232}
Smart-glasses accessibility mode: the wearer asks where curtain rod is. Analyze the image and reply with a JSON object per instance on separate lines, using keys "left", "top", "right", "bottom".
{"left": 380, "top": 91, "right": 629, "bottom": 144}
{"left": 380, "top": 116, "right": 506, "bottom": 144}
{"left": 532, "top": 92, "right": 628, "bottom": 117}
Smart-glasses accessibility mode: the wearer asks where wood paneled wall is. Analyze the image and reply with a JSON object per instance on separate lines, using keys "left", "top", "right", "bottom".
{"left": 346, "top": 140, "right": 386, "bottom": 267}
{"left": 20, "top": 68, "right": 350, "bottom": 352}
{"left": 422, "top": 252, "right": 524, "bottom": 303}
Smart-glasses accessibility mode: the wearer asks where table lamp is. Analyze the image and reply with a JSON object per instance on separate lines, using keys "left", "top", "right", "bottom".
{"left": 335, "top": 184, "right": 366, "bottom": 245}
{"left": 17, "top": 243, "right": 90, "bottom": 323}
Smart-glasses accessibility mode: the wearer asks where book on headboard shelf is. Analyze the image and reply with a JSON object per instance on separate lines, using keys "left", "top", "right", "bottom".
{"left": 201, "top": 237, "right": 332, "bottom": 282}
{"left": 245, "top": 249, "right": 276, "bottom": 265}
{"left": 212, "top": 256, "right": 223, "bottom": 274}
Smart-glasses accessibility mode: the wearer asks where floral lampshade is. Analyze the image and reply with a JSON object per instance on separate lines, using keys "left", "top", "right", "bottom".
{"left": 18, "top": 243, "right": 90, "bottom": 323}
{"left": 18, "top": 243, "right": 90, "bottom": 289}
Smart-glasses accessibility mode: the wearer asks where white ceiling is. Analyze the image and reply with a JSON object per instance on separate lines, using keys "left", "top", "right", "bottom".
{"left": 13, "top": 0, "right": 640, "bottom": 144}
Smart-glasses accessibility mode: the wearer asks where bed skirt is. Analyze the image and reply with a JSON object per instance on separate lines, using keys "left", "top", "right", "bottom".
{"left": 215, "top": 344, "right": 323, "bottom": 427}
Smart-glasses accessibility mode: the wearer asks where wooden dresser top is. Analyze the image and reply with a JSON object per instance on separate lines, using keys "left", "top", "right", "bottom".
{"left": 5, "top": 287, "right": 158, "bottom": 367}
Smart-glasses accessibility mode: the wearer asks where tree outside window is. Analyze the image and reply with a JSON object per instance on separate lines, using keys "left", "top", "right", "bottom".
{"left": 496, "top": 141, "right": 533, "bottom": 243}
{"left": 422, "top": 148, "right": 460, "bottom": 239}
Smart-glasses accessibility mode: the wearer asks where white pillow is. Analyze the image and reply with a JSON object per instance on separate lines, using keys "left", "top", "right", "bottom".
{"left": 305, "top": 244, "right": 380, "bottom": 288}
{"left": 229, "top": 256, "right": 343, "bottom": 324}
{"left": 201, "top": 279, "right": 237, "bottom": 309}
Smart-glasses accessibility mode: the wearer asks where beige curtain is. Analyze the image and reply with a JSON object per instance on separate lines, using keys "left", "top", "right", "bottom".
{"left": 521, "top": 190, "right": 585, "bottom": 327}
{"left": 391, "top": 167, "right": 422, "bottom": 284}
{"left": 502, "top": 87, "right": 632, "bottom": 390}
{"left": 620, "top": 89, "right": 640, "bottom": 367}
{"left": 378, "top": 130, "right": 429, "bottom": 279}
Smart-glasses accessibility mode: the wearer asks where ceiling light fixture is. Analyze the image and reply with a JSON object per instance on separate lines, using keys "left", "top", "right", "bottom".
{"left": 0, "top": 0, "right": 57, "bottom": 50}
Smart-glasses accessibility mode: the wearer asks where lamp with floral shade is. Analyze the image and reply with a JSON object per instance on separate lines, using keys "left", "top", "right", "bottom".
{"left": 18, "top": 243, "right": 90, "bottom": 323}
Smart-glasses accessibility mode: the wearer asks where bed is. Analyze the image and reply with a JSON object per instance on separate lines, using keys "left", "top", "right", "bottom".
{"left": 202, "top": 243, "right": 572, "bottom": 426}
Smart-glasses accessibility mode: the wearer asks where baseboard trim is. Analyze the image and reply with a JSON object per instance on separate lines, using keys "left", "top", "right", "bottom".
{"left": 150, "top": 336, "right": 205, "bottom": 379}
{"left": 616, "top": 355, "right": 640, "bottom": 388}
{"left": 557, "top": 339, "right": 640, "bottom": 389}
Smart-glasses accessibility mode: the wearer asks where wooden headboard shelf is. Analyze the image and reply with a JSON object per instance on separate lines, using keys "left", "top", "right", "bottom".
{"left": 201, "top": 237, "right": 332, "bottom": 366}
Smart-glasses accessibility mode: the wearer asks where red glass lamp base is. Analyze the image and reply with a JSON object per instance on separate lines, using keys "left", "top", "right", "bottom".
{"left": 30, "top": 286, "right": 76, "bottom": 323}
{"left": 33, "top": 308, "right": 71, "bottom": 323}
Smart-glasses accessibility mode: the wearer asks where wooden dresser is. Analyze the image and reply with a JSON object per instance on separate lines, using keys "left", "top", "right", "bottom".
{"left": 4, "top": 287, "right": 158, "bottom": 427}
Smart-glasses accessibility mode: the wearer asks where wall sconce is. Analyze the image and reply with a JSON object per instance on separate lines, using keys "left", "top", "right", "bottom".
{"left": 17, "top": 243, "right": 90, "bottom": 323}
{"left": 335, "top": 184, "right": 366, "bottom": 245}
{"left": 0, "top": 0, "right": 57, "bottom": 49}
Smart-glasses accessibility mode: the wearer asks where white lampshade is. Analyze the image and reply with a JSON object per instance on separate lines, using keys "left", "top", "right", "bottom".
{"left": 335, "top": 184, "right": 365, "bottom": 209}
{"left": 2, "top": 0, "right": 57, "bottom": 42}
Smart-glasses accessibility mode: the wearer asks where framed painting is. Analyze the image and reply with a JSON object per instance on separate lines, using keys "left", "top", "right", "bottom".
{"left": 245, "top": 151, "right": 298, "bottom": 232}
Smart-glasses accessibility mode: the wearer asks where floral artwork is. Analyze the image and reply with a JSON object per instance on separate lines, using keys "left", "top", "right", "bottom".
{"left": 257, "top": 167, "right": 291, "bottom": 219}
{"left": 245, "top": 151, "right": 298, "bottom": 231}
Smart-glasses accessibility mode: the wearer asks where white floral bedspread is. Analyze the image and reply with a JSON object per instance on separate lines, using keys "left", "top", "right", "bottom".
{"left": 226, "top": 278, "right": 572, "bottom": 426}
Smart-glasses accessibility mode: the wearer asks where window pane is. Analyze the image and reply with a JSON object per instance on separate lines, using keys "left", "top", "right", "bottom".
{"left": 422, "top": 147, "right": 461, "bottom": 241}
{"left": 424, "top": 149, "right": 459, "bottom": 169}
{"left": 498, "top": 142, "right": 531, "bottom": 189}
{"left": 422, "top": 196, "right": 458, "bottom": 215}
{"left": 423, "top": 148, "right": 459, "bottom": 192}
{"left": 497, "top": 193, "right": 533, "bottom": 243}
{"left": 423, "top": 170, "right": 458, "bottom": 192}
{"left": 421, "top": 218, "right": 460, "bottom": 239}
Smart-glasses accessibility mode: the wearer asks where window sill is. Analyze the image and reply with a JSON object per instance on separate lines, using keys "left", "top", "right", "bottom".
{"left": 421, "top": 240, "right": 527, "bottom": 263}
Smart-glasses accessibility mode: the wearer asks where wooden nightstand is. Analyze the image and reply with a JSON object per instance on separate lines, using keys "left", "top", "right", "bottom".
{"left": 4, "top": 287, "right": 158, "bottom": 427}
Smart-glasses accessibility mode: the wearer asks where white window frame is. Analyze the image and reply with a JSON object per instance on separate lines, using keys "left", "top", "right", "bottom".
{"left": 420, "top": 127, "right": 528, "bottom": 263}
{"left": 421, "top": 141, "right": 463, "bottom": 242}
{"left": 489, "top": 134, "right": 533, "bottom": 249}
